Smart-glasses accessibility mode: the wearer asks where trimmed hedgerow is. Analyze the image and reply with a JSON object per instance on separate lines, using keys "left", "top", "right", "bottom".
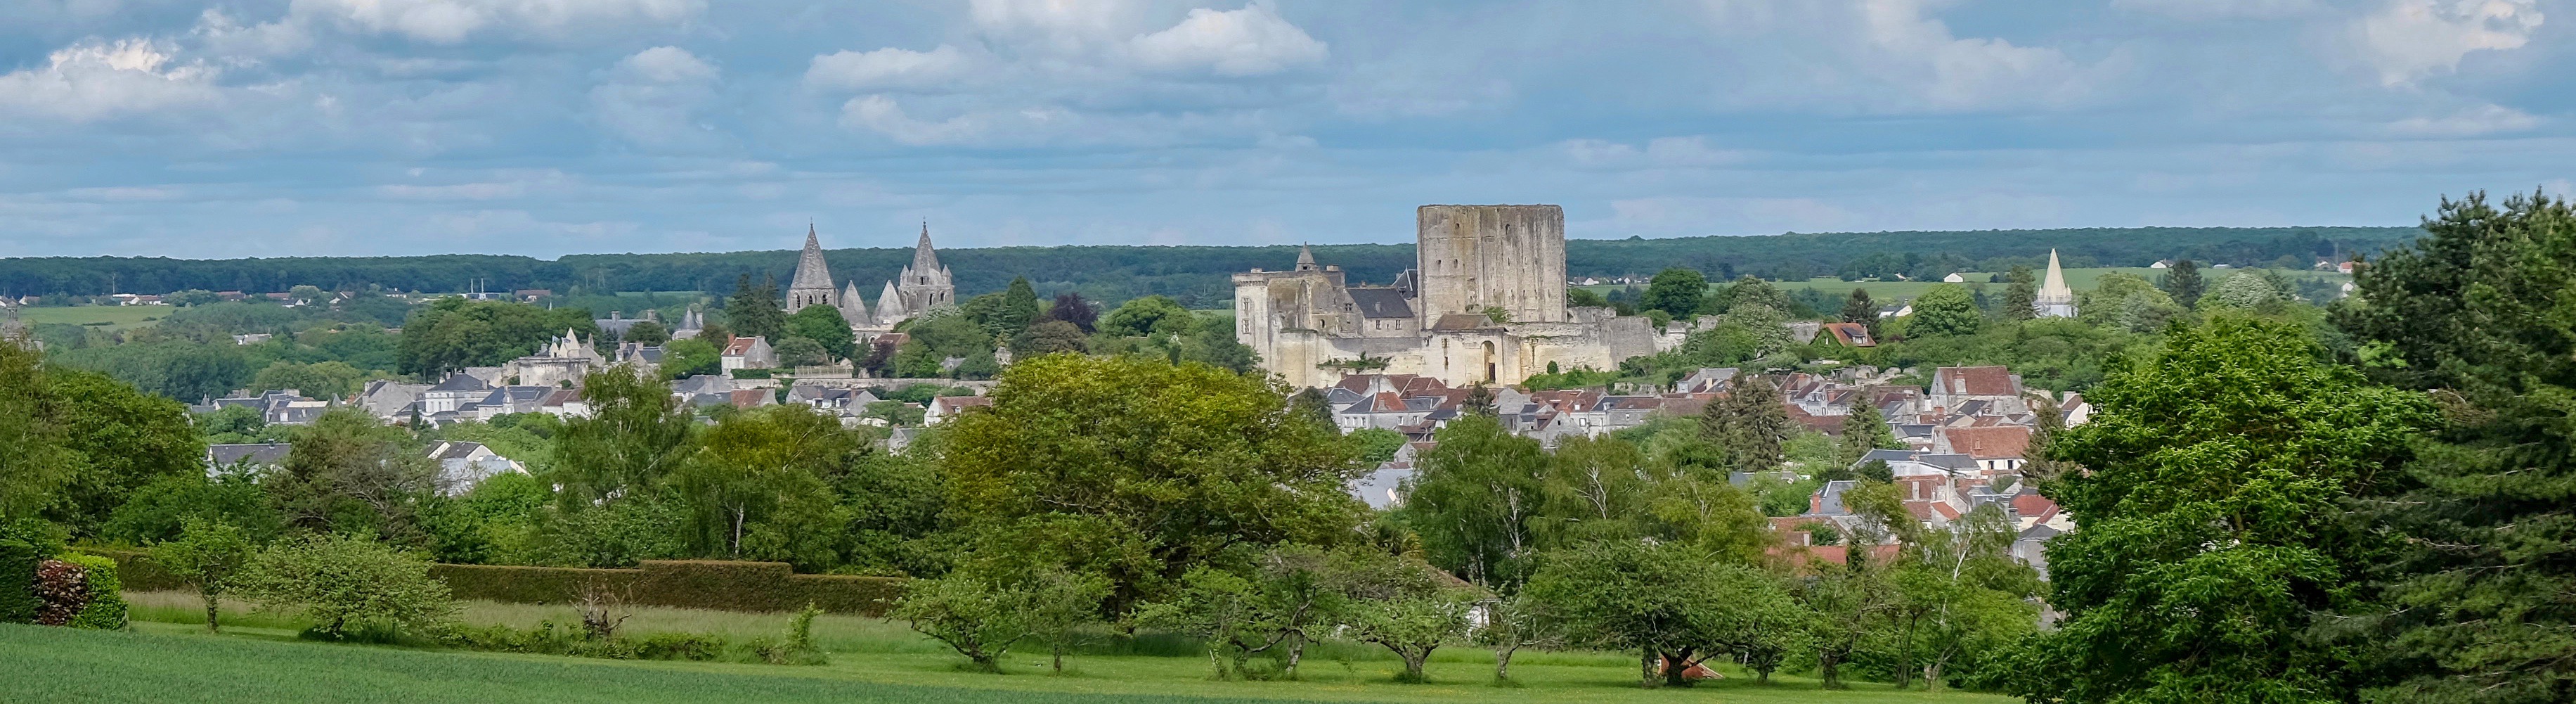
{"left": 76, "top": 549, "right": 185, "bottom": 592}
{"left": 0, "top": 539, "right": 37, "bottom": 624}
{"left": 63, "top": 553, "right": 127, "bottom": 630}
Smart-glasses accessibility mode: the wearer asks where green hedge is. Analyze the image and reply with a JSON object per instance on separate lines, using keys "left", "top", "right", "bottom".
{"left": 435, "top": 561, "right": 901, "bottom": 615}
{"left": 94, "top": 549, "right": 902, "bottom": 616}
{"left": 63, "top": 553, "right": 127, "bottom": 630}
{"left": 0, "top": 539, "right": 37, "bottom": 623}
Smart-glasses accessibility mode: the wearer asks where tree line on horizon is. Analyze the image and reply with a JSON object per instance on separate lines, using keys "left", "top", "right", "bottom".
{"left": 0, "top": 226, "right": 2417, "bottom": 309}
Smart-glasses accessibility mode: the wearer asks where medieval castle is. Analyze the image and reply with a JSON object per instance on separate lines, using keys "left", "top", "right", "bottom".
{"left": 1234, "top": 205, "right": 1659, "bottom": 389}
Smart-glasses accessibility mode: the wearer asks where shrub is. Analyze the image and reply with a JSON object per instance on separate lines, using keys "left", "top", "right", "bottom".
{"left": 63, "top": 553, "right": 127, "bottom": 630}
{"left": 31, "top": 559, "right": 86, "bottom": 626}
{"left": 0, "top": 539, "right": 37, "bottom": 624}
{"left": 751, "top": 603, "right": 828, "bottom": 665}
{"left": 893, "top": 575, "right": 1033, "bottom": 672}
{"left": 630, "top": 632, "right": 729, "bottom": 661}
{"left": 234, "top": 533, "right": 458, "bottom": 639}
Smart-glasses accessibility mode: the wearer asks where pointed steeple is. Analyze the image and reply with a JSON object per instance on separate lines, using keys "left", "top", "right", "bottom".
{"left": 1295, "top": 244, "right": 1318, "bottom": 271}
{"left": 841, "top": 282, "right": 870, "bottom": 325}
{"left": 2038, "top": 249, "right": 2073, "bottom": 302}
{"left": 910, "top": 222, "right": 942, "bottom": 276}
{"left": 876, "top": 280, "right": 907, "bottom": 320}
{"left": 787, "top": 224, "right": 838, "bottom": 312}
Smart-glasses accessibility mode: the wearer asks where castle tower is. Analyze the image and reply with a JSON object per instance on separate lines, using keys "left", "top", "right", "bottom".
{"left": 895, "top": 223, "right": 955, "bottom": 312}
{"left": 2035, "top": 249, "right": 2077, "bottom": 318}
{"left": 786, "top": 224, "right": 839, "bottom": 312}
{"left": 1415, "top": 205, "right": 1566, "bottom": 324}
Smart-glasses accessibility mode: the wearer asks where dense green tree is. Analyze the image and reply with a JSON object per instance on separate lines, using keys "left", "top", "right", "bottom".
{"left": 2336, "top": 191, "right": 2576, "bottom": 703}
{"left": 1538, "top": 435, "right": 1652, "bottom": 546}
{"left": 678, "top": 404, "right": 862, "bottom": 570}
{"left": 1044, "top": 292, "right": 1097, "bottom": 332}
{"left": 1398, "top": 414, "right": 1550, "bottom": 589}
{"left": 271, "top": 409, "right": 435, "bottom": 539}
{"left": 101, "top": 472, "right": 278, "bottom": 545}
{"left": 721, "top": 274, "right": 786, "bottom": 343}
{"left": 784, "top": 305, "right": 857, "bottom": 361}
{"left": 1345, "top": 427, "right": 1407, "bottom": 465}
{"left": 1904, "top": 284, "right": 1982, "bottom": 337}
{"left": 656, "top": 338, "right": 720, "bottom": 379}
{"left": 250, "top": 360, "right": 365, "bottom": 399}
{"left": 2076, "top": 271, "right": 2185, "bottom": 333}
{"left": 940, "top": 354, "right": 1364, "bottom": 606}
{"left": 1015, "top": 319, "right": 1088, "bottom": 355}
{"left": 40, "top": 369, "right": 205, "bottom": 537}
{"left": 1523, "top": 539, "right": 1803, "bottom": 688}
{"left": 771, "top": 337, "right": 828, "bottom": 369}
{"left": 1719, "top": 276, "right": 1790, "bottom": 315}
{"left": 2014, "top": 314, "right": 2435, "bottom": 703}
{"left": 1700, "top": 377, "right": 1792, "bottom": 475}
{"left": 0, "top": 340, "right": 75, "bottom": 520}
{"left": 621, "top": 320, "right": 669, "bottom": 345}
{"left": 552, "top": 366, "right": 696, "bottom": 508}
{"left": 1833, "top": 402, "right": 1900, "bottom": 471}
{"left": 1999, "top": 265, "right": 2037, "bottom": 321}
{"left": 1096, "top": 295, "right": 1195, "bottom": 338}
{"left": 1333, "top": 549, "right": 1478, "bottom": 684}
{"left": 996, "top": 277, "right": 1040, "bottom": 336}
{"left": 394, "top": 298, "right": 596, "bottom": 377}
{"left": 2199, "top": 271, "right": 2281, "bottom": 310}
{"left": 2161, "top": 258, "right": 2204, "bottom": 307}
{"left": 1639, "top": 268, "right": 1708, "bottom": 318}
{"left": 1885, "top": 506, "right": 2040, "bottom": 691}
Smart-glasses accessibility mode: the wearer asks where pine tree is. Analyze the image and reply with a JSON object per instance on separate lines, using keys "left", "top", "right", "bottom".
{"left": 2001, "top": 265, "right": 2038, "bottom": 321}
{"left": 1834, "top": 402, "right": 1898, "bottom": 469}
{"left": 2161, "top": 260, "right": 2203, "bottom": 308}
{"left": 997, "top": 278, "right": 1040, "bottom": 337}
{"left": 1839, "top": 289, "right": 1878, "bottom": 335}
{"left": 2336, "top": 191, "right": 2576, "bottom": 702}
{"left": 723, "top": 274, "right": 787, "bottom": 342}
{"left": 1700, "top": 377, "right": 1791, "bottom": 475}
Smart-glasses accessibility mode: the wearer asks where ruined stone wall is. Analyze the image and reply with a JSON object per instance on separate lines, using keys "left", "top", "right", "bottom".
{"left": 1416, "top": 205, "right": 1567, "bottom": 325}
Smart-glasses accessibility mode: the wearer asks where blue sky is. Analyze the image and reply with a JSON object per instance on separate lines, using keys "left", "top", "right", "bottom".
{"left": 0, "top": 0, "right": 2567, "bottom": 258}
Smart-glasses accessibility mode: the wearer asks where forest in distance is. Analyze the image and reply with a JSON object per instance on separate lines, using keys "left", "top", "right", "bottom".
{"left": 0, "top": 225, "right": 2416, "bottom": 309}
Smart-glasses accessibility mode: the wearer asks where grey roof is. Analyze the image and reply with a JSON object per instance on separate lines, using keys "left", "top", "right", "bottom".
{"left": 207, "top": 443, "right": 292, "bottom": 468}
{"left": 1856, "top": 449, "right": 1978, "bottom": 472}
{"left": 429, "top": 441, "right": 488, "bottom": 461}
{"left": 429, "top": 373, "right": 493, "bottom": 392}
{"left": 673, "top": 375, "right": 730, "bottom": 396}
{"left": 1346, "top": 288, "right": 1416, "bottom": 319}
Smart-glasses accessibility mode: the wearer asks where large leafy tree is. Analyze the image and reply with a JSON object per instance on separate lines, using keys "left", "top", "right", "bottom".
{"left": 272, "top": 409, "right": 436, "bottom": 539}
{"left": 40, "top": 369, "right": 203, "bottom": 537}
{"left": 721, "top": 274, "right": 787, "bottom": 343}
{"left": 1639, "top": 268, "right": 1708, "bottom": 318}
{"left": 1700, "top": 376, "right": 1792, "bottom": 475}
{"left": 2161, "top": 258, "right": 2205, "bottom": 308}
{"left": 1999, "top": 265, "right": 2038, "bottom": 321}
{"left": 2336, "top": 191, "right": 2576, "bottom": 703}
{"left": 395, "top": 297, "right": 596, "bottom": 376}
{"left": 678, "top": 404, "right": 859, "bottom": 570}
{"left": 784, "top": 305, "right": 857, "bottom": 361}
{"left": 1904, "top": 283, "right": 1982, "bottom": 337}
{"left": 2015, "top": 314, "right": 2435, "bottom": 703}
{"left": 940, "top": 354, "right": 1364, "bottom": 606}
{"left": 1399, "top": 414, "right": 1551, "bottom": 589}
{"left": 0, "top": 340, "right": 75, "bottom": 520}
{"left": 552, "top": 366, "right": 697, "bottom": 508}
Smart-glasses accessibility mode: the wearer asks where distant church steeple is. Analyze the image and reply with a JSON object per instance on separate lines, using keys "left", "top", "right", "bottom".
{"left": 787, "top": 223, "right": 839, "bottom": 312}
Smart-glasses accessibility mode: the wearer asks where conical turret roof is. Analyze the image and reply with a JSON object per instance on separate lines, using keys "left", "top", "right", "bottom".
{"left": 1295, "top": 244, "right": 1317, "bottom": 271}
{"left": 789, "top": 224, "right": 835, "bottom": 295}
{"left": 910, "top": 223, "right": 942, "bottom": 276}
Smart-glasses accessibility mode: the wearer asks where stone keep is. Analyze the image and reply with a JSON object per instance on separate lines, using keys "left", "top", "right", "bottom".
{"left": 1416, "top": 205, "right": 1567, "bottom": 324}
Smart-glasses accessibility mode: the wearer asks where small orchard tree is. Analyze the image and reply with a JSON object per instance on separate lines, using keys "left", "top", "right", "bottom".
{"left": 1136, "top": 565, "right": 1301, "bottom": 680}
{"left": 1335, "top": 550, "right": 1475, "bottom": 684}
{"left": 1024, "top": 569, "right": 1112, "bottom": 674}
{"left": 233, "top": 533, "right": 455, "bottom": 639}
{"left": 1480, "top": 590, "right": 1565, "bottom": 683}
{"left": 148, "top": 518, "right": 254, "bottom": 632}
{"left": 891, "top": 573, "right": 1033, "bottom": 672}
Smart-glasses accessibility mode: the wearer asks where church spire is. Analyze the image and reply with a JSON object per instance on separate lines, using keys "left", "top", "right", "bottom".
{"left": 787, "top": 224, "right": 838, "bottom": 311}
{"left": 910, "top": 222, "right": 942, "bottom": 276}
{"left": 1295, "top": 244, "right": 1318, "bottom": 271}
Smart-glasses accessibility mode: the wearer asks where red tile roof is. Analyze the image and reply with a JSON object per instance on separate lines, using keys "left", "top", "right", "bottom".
{"left": 1935, "top": 366, "right": 2019, "bottom": 397}
{"left": 1941, "top": 425, "right": 2031, "bottom": 459}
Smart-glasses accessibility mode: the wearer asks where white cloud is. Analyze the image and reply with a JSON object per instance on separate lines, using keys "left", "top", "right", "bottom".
{"left": 0, "top": 39, "right": 221, "bottom": 122}
{"left": 1560, "top": 136, "right": 1749, "bottom": 169}
{"left": 2111, "top": 0, "right": 2323, "bottom": 20}
{"left": 838, "top": 94, "right": 1080, "bottom": 147}
{"left": 2355, "top": 0, "right": 2542, "bottom": 87}
{"left": 1127, "top": 3, "right": 1328, "bottom": 76}
{"left": 2386, "top": 103, "right": 2539, "bottom": 136}
{"left": 1697, "top": 0, "right": 2104, "bottom": 113}
{"left": 590, "top": 46, "right": 720, "bottom": 146}
{"left": 215, "top": 0, "right": 703, "bottom": 47}
{"left": 805, "top": 44, "right": 977, "bottom": 91}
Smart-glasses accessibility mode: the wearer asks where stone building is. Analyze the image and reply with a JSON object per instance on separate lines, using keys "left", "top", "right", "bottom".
{"left": 1234, "top": 205, "right": 1657, "bottom": 390}
{"left": 781, "top": 224, "right": 959, "bottom": 342}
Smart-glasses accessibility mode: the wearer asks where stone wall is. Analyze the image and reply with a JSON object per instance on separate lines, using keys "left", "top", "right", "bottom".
{"left": 1415, "top": 205, "right": 1567, "bottom": 325}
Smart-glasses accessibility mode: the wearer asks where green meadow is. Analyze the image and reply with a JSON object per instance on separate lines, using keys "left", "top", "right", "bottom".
{"left": 6, "top": 593, "right": 2017, "bottom": 704}
{"left": 11, "top": 305, "right": 169, "bottom": 331}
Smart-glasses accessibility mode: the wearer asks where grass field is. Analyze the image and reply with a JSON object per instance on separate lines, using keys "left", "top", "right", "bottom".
{"left": 78, "top": 592, "right": 2014, "bottom": 704}
{"left": 11, "top": 305, "right": 169, "bottom": 331}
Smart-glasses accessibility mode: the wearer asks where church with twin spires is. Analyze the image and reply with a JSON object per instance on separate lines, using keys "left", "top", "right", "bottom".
{"left": 784, "top": 224, "right": 957, "bottom": 341}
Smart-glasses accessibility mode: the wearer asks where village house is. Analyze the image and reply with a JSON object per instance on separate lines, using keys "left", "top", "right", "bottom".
{"left": 721, "top": 335, "right": 777, "bottom": 373}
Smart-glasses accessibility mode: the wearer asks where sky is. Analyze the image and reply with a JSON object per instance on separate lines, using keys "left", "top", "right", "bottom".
{"left": 0, "top": 0, "right": 2568, "bottom": 259}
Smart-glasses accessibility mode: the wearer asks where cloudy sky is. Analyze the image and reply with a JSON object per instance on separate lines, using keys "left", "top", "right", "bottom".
{"left": 0, "top": 0, "right": 2566, "bottom": 258}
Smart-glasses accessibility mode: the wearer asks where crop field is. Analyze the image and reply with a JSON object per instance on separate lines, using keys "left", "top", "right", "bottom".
{"left": 10, "top": 305, "right": 168, "bottom": 331}
{"left": 49, "top": 594, "right": 2017, "bottom": 704}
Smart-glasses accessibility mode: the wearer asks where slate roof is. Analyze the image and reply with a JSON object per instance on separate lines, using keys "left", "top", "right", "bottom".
{"left": 429, "top": 373, "right": 493, "bottom": 392}
{"left": 207, "top": 443, "right": 292, "bottom": 468}
{"left": 427, "top": 441, "right": 489, "bottom": 461}
{"left": 1430, "top": 314, "right": 1494, "bottom": 331}
{"left": 1346, "top": 288, "right": 1417, "bottom": 319}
